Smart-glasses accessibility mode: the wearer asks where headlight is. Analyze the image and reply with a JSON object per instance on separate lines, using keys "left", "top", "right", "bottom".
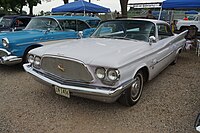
{"left": 34, "top": 56, "right": 41, "bottom": 68}
{"left": 107, "top": 69, "right": 120, "bottom": 81}
{"left": 95, "top": 67, "right": 106, "bottom": 79}
{"left": 28, "top": 54, "right": 34, "bottom": 64}
{"left": 2, "top": 38, "right": 9, "bottom": 48}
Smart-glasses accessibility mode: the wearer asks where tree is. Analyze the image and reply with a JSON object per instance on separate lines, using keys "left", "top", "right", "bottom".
{"left": 27, "top": 0, "right": 41, "bottom": 15}
{"left": 63, "top": 0, "right": 69, "bottom": 4}
{"left": 120, "top": 0, "right": 128, "bottom": 18}
{"left": 0, "top": 0, "right": 26, "bottom": 14}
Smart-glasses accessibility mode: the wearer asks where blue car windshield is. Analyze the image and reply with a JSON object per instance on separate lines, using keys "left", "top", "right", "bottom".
{"left": 91, "top": 20, "right": 155, "bottom": 42}
{"left": 0, "top": 17, "right": 12, "bottom": 27}
{"left": 25, "top": 17, "right": 61, "bottom": 31}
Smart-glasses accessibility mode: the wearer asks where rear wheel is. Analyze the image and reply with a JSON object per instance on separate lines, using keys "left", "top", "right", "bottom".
{"left": 171, "top": 51, "right": 181, "bottom": 65}
{"left": 119, "top": 71, "right": 144, "bottom": 106}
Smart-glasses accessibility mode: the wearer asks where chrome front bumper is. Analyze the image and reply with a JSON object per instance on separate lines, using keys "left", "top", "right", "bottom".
{"left": 0, "top": 48, "right": 22, "bottom": 65}
{"left": 23, "top": 63, "right": 135, "bottom": 103}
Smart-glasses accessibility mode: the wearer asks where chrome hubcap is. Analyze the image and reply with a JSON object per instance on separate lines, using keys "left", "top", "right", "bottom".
{"left": 131, "top": 76, "right": 141, "bottom": 100}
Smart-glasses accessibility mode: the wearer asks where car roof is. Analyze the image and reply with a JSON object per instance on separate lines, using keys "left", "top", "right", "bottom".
{"left": 3, "top": 15, "right": 32, "bottom": 19}
{"left": 35, "top": 15, "right": 101, "bottom": 21}
{"left": 102, "top": 18, "right": 169, "bottom": 25}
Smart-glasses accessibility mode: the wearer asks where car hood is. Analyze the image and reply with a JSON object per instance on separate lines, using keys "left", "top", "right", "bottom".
{"left": 30, "top": 38, "right": 150, "bottom": 68}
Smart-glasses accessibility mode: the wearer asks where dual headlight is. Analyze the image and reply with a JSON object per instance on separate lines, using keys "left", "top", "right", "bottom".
{"left": 2, "top": 38, "right": 9, "bottom": 48}
{"left": 28, "top": 54, "right": 41, "bottom": 68}
{"left": 95, "top": 67, "right": 120, "bottom": 85}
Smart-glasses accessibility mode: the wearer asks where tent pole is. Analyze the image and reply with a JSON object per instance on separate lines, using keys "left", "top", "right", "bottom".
{"left": 158, "top": 5, "right": 162, "bottom": 20}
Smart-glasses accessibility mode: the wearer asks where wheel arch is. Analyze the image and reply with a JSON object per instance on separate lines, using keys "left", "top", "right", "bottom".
{"left": 23, "top": 44, "right": 42, "bottom": 55}
{"left": 22, "top": 43, "right": 42, "bottom": 63}
{"left": 133, "top": 65, "right": 149, "bottom": 82}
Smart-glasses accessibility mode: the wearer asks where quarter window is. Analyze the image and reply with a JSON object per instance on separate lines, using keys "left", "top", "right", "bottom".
{"left": 157, "top": 24, "right": 173, "bottom": 40}
{"left": 77, "top": 20, "right": 89, "bottom": 31}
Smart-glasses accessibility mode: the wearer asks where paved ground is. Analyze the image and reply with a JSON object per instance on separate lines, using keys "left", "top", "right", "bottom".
{"left": 0, "top": 50, "right": 199, "bottom": 133}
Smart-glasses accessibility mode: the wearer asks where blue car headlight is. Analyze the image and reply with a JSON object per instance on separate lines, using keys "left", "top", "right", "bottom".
{"left": 2, "top": 38, "right": 9, "bottom": 48}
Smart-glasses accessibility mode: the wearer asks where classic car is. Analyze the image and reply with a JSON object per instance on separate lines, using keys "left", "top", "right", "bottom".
{"left": 0, "top": 15, "right": 32, "bottom": 32}
{"left": 23, "top": 19, "right": 187, "bottom": 106}
{"left": 0, "top": 15, "right": 100, "bottom": 65}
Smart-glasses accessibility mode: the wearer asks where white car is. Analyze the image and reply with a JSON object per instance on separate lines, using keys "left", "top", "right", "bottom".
{"left": 23, "top": 19, "right": 187, "bottom": 106}
{"left": 176, "top": 13, "right": 200, "bottom": 32}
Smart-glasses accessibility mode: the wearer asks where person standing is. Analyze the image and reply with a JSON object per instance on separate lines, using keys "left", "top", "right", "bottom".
{"left": 183, "top": 15, "right": 189, "bottom": 20}
{"left": 146, "top": 10, "right": 156, "bottom": 19}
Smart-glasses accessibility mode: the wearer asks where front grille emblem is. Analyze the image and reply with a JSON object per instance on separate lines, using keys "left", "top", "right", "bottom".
{"left": 57, "top": 64, "right": 65, "bottom": 72}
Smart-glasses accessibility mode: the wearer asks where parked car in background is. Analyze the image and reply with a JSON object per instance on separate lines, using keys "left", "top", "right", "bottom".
{"left": 24, "top": 19, "right": 187, "bottom": 106}
{"left": 176, "top": 13, "right": 200, "bottom": 32}
{"left": 0, "top": 15, "right": 32, "bottom": 32}
{"left": 0, "top": 15, "right": 101, "bottom": 65}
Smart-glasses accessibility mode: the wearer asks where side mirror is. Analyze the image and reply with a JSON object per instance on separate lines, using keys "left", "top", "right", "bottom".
{"left": 149, "top": 36, "right": 156, "bottom": 45}
{"left": 195, "top": 113, "right": 200, "bottom": 132}
{"left": 78, "top": 31, "right": 83, "bottom": 38}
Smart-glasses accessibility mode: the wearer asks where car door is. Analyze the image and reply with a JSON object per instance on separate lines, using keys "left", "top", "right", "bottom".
{"left": 149, "top": 24, "right": 175, "bottom": 78}
{"left": 44, "top": 19, "right": 79, "bottom": 41}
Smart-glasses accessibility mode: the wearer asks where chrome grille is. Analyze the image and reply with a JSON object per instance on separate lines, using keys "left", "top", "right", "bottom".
{"left": 40, "top": 56, "right": 93, "bottom": 83}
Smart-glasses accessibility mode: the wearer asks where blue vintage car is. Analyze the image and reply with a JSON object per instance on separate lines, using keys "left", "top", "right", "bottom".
{"left": 0, "top": 15, "right": 100, "bottom": 65}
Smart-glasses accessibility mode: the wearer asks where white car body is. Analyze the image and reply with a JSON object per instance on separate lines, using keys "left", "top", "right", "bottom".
{"left": 176, "top": 14, "right": 200, "bottom": 31}
{"left": 23, "top": 19, "right": 187, "bottom": 106}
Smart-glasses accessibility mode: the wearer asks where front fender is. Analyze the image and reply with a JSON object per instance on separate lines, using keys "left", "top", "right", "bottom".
{"left": 10, "top": 43, "right": 42, "bottom": 57}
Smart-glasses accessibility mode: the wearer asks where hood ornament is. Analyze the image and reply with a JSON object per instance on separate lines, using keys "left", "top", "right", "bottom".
{"left": 57, "top": 64, "right": 65, "bottom": 72}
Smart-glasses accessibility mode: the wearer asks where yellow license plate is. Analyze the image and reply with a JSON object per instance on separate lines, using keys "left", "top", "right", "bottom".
{"left": 55, "top": 86, "right": 70, "bottom": 98}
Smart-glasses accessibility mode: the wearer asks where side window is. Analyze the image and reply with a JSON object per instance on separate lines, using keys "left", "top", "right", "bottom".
{"left": 14, "top": 18, "right": 31, "bottom": 27}
{"left": 59, "top": 20, "right": 76, "bottom": 31}
{"left": 77, "top": 20, "right": 89, "bottom": 31}
{"left": 68, "top": 20, "right": 76, "bottom": 31}
{"left": 157, "top": 24, "right": 173, "bottom": 40}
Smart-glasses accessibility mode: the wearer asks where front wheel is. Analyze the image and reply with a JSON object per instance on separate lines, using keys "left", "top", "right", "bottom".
{"left": 118, "top": 71, "right": 144, "bottom": 106}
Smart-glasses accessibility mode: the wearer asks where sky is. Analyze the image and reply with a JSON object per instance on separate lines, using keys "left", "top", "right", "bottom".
{"left": 23, "top": 0, "right": 164, "bottom": 15}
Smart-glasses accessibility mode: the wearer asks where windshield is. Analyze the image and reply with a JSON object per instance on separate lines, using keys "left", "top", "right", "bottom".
{"left": 91, "top": 20, "right": 155, "bottom": 42}
{"left": 0, "top": 17, "right": 12, "bottom": 27}
{"left": 188, "top": 15, "right": 198, "bottom": 21}
{"left": 25, "top": 17, "right": 61, "bottom": 31}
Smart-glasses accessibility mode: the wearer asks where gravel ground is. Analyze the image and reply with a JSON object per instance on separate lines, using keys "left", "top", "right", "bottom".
{"left": 0, "top": 50, "right": 199, "bottom": 133}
